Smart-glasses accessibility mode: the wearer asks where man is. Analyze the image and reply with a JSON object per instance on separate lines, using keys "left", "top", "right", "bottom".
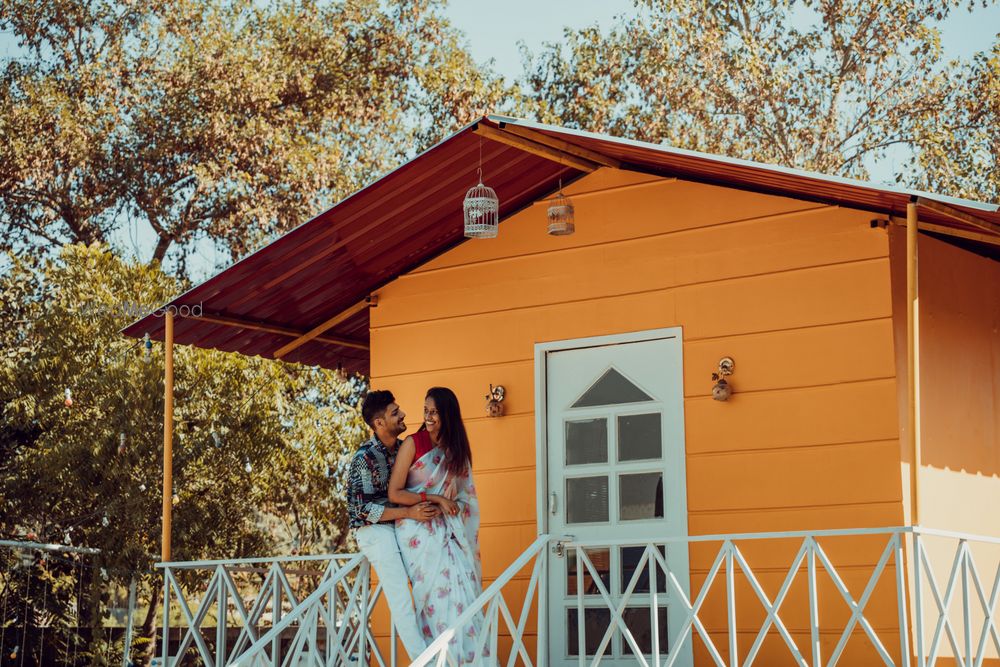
{"left": 348, "top": 390, "right": 438, "bottom": 660}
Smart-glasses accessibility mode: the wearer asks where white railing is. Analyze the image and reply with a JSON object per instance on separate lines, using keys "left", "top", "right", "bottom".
{"left": 157, "top": 527, "right": 1000, "bottom": 667}
{"left": 912, "top": 528, "right": 1000, "bottom": 667}
{"left": 158, "top": 552, "right": 394, "bottom": 667}
{"left": 563, "top": 528, "right": 911, "bottom": 667}
{"left": 409, "top": 534, "right": 549, "bottom": 667}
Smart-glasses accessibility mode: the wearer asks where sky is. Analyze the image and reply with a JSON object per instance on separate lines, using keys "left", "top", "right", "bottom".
{"left": 1, "top": 1, "right": 998, "bottom": 275}
{"left": 444, "top": 0, "right": 1000, "bottom": 83}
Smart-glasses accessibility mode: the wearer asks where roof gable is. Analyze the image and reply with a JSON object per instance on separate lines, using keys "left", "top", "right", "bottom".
{"left": 122, "top": 115, "right": 1000, "bottom": 373}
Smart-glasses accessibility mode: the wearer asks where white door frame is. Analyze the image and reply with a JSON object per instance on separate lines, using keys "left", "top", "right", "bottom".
{"left": 533, "top": 326, "right": 690, "bottom": 659}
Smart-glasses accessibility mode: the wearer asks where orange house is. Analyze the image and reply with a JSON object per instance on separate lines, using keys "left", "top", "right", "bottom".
{"left": 128, "top": 117, "right": 1000, "bottom": 666}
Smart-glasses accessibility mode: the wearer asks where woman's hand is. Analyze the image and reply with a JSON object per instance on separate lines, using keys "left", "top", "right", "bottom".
{"left": 407, "top": 502, "right": 440, "bottom": 522}
{"left": 431, "top": 495, "right": 460, "bottom": 516}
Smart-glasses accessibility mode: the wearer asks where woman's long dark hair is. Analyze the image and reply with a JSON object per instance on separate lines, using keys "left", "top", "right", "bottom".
{"left": 420, "top": 386, "right": 472, "bottom": 474}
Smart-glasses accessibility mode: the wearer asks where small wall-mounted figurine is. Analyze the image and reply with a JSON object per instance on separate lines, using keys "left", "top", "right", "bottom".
{"left": 712, "top": 357, "right": 735, "bottom": 402}
{"left": 486, "top": 384, "right": 506, "bottom": 417}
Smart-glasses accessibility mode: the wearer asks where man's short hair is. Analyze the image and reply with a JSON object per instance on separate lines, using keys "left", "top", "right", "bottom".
{"left": 361, "top": 390, "right": 396, "bottom": 429}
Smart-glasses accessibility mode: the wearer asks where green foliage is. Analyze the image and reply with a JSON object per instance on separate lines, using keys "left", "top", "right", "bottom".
{"left": 915, "top": 39, "right": 999, "bottom": 202}
{"left": 0, "top": 244, "right": 366, "bottom": 660}
{"left": 520, "top": 0, "right": 984, "bottom": 183}
{"left": 0, "top": 0, "right": 510, "bottom": 273}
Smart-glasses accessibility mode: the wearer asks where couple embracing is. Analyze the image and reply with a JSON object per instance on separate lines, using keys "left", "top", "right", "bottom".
{"left": 347, "top": 387, "right": 486, "bottom": 663}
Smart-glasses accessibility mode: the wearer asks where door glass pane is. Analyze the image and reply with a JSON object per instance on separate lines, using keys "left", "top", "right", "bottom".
{"left": 618, "top": 413, "right": 662, "bottom": 461}
{"left": 567, "top": 548, "right": 611, "bottom": 595}
{"left": 567, "top": 476, "right": 609, "bottom": 523}
{"left": 620, "top": 545, "right": 667, "bottom": 594}
{"left": 567, "top": 608, "right": 612, "bottom": 656}
{"left": 572, "top": 367, "right": 653, "bottom": 408}
{"left": 565, "top": 419, "right": 608, "bottom": 465}
{"left": 619, "top": 472, "right": 663, "bottom": 521}
{"left": 621, "top": 606, "right": 669, "bottom": 655}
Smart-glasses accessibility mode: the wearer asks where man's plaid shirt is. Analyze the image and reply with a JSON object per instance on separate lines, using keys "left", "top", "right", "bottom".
{"left": 346, "top": 434, "right": 400, "bottom": 528}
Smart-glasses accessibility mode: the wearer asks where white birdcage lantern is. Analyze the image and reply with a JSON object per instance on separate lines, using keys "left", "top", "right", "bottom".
{"left": 546, "top": 182, "right": 575, "bottom": 236}
{"left": 463, "top": 171, "right": 500, "bottom": 239}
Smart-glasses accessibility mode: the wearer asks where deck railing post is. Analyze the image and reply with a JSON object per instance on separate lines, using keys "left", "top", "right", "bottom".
{"left": 161, "top": 569, "right": 171, "bottom": 667}
{"left": 725, "top": 541, "right": 738, "bottom": 667}
{"left": 537, "top": 548, "right": 548, "bottom": 667}
{"left": 649, "top": 547, "right": 661, "bottom": 667}
{"left": 576, "top": 546, "right": 585, "bottom": 667}
{"left": 807, "top": 538, "right": 821, "bottom": 667}
{"left": 914, "top": 532, "right": 925, "bottom": 667}
{"left": 390, "top": 622, "right": 397, "bottom": 667}
{"left": 895, "top": 533, "right": 912, "bottom": 667}
{"left": 961, "top": 540, "right": 971, "bottom": 667}
{"left": 216, "top": 565, "right": 227, "bottom": 666}
{"left": 358, "top": 561, "right": 369, "bottom": 665}
{"left": 272, "top": 566, "right": 281, "bottom": 666}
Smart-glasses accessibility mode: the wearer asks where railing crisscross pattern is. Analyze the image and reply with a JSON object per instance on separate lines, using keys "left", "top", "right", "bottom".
{"left": 161, "top": 553, "right": 387, "bottom": 667}
{"left": 914, "top": 532, "right": 1000, "bottom": 667}
{"left": 158, "top": 527, "right": 1000, "bottom": 667}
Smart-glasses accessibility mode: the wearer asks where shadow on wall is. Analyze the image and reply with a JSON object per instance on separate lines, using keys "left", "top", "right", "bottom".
{"left": 890, "top": 228, "right": 1000, "bottom": 477}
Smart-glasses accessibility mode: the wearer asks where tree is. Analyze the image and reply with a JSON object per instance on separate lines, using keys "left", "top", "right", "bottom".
{"left": 520, "top": 0, "right": 967, "bottom": 180}
{"left": 0, "top": 0, "right": 509, "bottom": 275}
{"left": 914, "top": 37, "right": 999, "bottom": 202}
{"left": 0, "top": 243, "right": 366, "bottom": 664}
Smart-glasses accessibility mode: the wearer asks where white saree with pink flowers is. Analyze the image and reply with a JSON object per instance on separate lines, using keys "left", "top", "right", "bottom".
{"left": 395, "top": 438, "right": 486, "bottom": 664}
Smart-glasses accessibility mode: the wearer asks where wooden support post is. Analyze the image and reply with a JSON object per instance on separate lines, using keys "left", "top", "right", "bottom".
{"left": 906, "top": 201, "right": 921, "bottom": 526}
{"left": 162, "top": 310, "right": 174, "bottom": 562}
{"left": 273, "top": 298, "right": 369, "bottom": 360}
{"left": 915, "top": 196, "right": 1000, "bottom": 236}
{"left": 474, "top": 124, "right": 601, "bottom": 173}
{"left": 497, "top": 123, "right": 624, "bottom": 169}
{"left": 191, "top": 313, "right": 369, "bottom": 351}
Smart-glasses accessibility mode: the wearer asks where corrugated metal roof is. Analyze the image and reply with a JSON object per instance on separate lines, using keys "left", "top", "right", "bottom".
{"left": 122, "top": 115, "right": 1000, "bottom": 373}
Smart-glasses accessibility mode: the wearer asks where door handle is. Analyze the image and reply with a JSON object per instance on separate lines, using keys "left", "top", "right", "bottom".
{"left": 549, "top": 491, "right": 558, "bottom": 516}
{"left": 553, "top": 535, "right": 575, "bottom": 558}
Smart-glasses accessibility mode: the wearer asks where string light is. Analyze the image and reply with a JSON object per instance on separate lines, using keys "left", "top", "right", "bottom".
{"left": 139, "top": 483, "right": 146, "bottom": 492}
{"left": 171, "top": 493, "right": 179, "bottom": 505}
{"left": 244, "top": 459, "right": 252, "bottom": 474}
{"left": 101, "top": 515, "right": 109, "bottom": 528}
{"left": 211, "top": 430, "right": 221, "bottom": 448}
{"left": 118, "top": 432, "right": 126, "bottom": 455}
{"left": 64, "top": 388, "right": 72, "bottom": 407}
{"left": 100, "top": 568, "right": 108, "bottom": 581}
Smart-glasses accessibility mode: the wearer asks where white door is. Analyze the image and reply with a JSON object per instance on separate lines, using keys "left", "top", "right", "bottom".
{"left": 540, "top": 330, "right": 692, "bottom": 667}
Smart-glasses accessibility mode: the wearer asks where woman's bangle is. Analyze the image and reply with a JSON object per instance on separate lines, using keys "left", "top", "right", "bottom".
{"left": 420, "top": 491, "right": 427, "bottom": 503}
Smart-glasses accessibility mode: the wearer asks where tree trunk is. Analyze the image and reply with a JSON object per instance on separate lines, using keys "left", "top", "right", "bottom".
{"left": 151, "top": 235, "right": 172, "bottom": 266}
{"left": 132, "top": 580, "right": 159, "bottom": 667}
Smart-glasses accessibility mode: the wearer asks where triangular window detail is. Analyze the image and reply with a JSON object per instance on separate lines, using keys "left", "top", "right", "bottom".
{"left": 572, "top": 367, "right": 654, "bottom": 408}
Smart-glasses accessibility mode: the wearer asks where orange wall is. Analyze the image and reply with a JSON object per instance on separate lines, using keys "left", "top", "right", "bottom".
{"left": 889, "top": 228, "right": 1000, "bottom": 531}
{"left": 887, "top": 229, "right": 1000, "bottom": 666}
{"left": 367, "top": 168, "right": 906, "bottom": 663}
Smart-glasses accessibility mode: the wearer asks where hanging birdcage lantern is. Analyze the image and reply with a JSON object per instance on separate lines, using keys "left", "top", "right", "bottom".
{"left": 546, "top": 181, "right": 575, "bottom": 236}
{"left": 463, "top": 168, "right": 499, "bottom": 239}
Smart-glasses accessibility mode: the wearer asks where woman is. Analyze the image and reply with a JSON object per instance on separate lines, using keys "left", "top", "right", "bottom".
{"left": 388, "top": 387, "right": 485, "bottom": 664}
